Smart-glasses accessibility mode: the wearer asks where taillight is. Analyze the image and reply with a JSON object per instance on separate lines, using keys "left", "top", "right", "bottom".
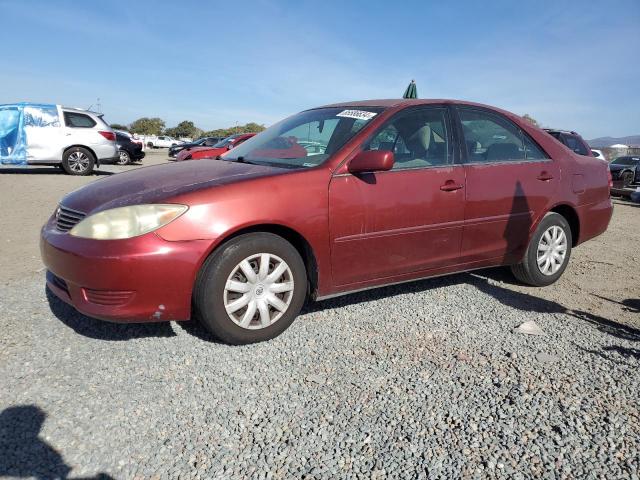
{"left": 99, "top": 131, "right": 116, "bottom": 141}
{"left": 607, "top": 170, "right": 613, "bottom": 188}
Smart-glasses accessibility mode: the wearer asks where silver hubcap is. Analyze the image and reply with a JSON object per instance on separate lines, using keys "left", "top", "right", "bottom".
{"left": 118, "top": 151, "right": 129, "bottom": 164}
{"left": 537, "top": 225, "right": 567, "bottom": 276}
{"left": 223, "top": 253, "right": 294, "bottom": 330}
{"left": 68, "top": 152, "right": 90, "bottom": 172}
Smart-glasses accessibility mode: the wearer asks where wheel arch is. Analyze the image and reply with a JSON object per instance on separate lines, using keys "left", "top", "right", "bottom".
{"left": 63, "top": 144, "right": 97, "bottom": 161}
{"left": 548, "top": 203, "right": 580, "bottom": 246}
{"left": 197, "top": 223, "right": 319, "bottom": 297}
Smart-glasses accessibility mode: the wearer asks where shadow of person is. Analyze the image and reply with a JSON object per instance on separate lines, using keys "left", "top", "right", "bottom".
{"left": 46, "top": 287, "right": 176, "bottom": 341}
{"left": 0, "top": 405, "right": 70, "bottom": 479}
{"left": 502, "top": 180, "right": 533, "bottom": 265}
{"left": 0, "top": 405, "right": 115, "bottom": 479}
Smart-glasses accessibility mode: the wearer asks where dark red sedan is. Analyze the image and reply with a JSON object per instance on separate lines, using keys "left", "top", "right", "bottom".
{"left": 41, "top": 99, "right": 613, "bottom": 344}
{"left": 175, "top": 133, "right": 255, "bottom": 161}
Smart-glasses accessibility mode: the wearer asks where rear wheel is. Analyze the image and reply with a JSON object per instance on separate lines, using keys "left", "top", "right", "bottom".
{"left": 117, "top": 150, "right": 131, "bottom": 165}
{"left": 194, "top": 233, "right": 307, "bottom": 345}
{"left": 62, "top": 147, "right": 95, "bottom": 175}
{"left": 511, "top": 212, "right": 572, "bottom": 286}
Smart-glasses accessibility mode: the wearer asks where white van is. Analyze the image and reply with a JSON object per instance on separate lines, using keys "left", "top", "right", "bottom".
{"left": 0, "top": 103, "right": 118, "bottom": 175}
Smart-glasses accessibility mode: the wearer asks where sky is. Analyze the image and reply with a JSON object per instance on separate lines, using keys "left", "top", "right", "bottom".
{"left": 1, "top": 0, "right": 638, "bottom": 139}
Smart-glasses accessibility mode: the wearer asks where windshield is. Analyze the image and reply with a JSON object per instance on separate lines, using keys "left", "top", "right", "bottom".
{"left": 224, "top": 107, "right": 383, "bottom": 168}
{"left": 213, "top": 134, "right": 243, "bottom": 148}
{"left": 612, "top": 157, "right": 638, "bottom": 166}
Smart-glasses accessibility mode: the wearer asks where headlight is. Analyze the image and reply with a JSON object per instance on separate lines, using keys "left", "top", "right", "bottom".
{"left": 69, "top": 204, "right": 188, "bottom": 240}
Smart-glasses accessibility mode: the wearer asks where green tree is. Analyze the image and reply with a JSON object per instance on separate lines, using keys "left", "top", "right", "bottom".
{"left": 521, "top": 114, "right": 540, "bottom": 127}
{"left": 166, "top": 120, "right": 198, "bottom": 139}
{"left": 109, "top": 123, "right": 129, "bottom": 132}
{"left": 201, "top": 122, "right": 266, "bottom": 138}
{"left": 129, "top": 117, "right": 165, "bottom": 136}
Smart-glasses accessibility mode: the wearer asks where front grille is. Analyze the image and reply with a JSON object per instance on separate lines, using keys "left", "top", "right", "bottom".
{"left": 56, "top": 205, "right": 86, "bottom": 232}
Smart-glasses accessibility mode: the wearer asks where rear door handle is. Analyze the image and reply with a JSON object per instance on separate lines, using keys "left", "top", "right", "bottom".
{"left": 537, "top": 172, "right": 554, "bottom": 181}
{"left": 440, "top": 180, "right": 464, "bottom": 192}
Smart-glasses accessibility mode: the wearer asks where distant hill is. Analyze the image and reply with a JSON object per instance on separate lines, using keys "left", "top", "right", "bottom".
{"left": 588, "top": 135, "right": 640, "bottom": 148}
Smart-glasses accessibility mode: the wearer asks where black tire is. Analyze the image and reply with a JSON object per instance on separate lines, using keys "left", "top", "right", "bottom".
{"left": 147, "top": 142, "right": 154, "bottom": 148}
{"left": 511, "top": 212, "right": 572, "bottom": 287}
{"left": 61, "top": 147, "right": 95, "bottom": 176}
{"left": 622, "top": 171, "right": 634, "bottom": 187}
{"left": 117, "top": 149, "right": 131, "bottom": 165}
{"left": 194, "top": 233, "right": 307, "bottom": 345}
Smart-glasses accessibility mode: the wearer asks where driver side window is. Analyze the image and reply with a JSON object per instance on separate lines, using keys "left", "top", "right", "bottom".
{"left": 365, "top": 107, "right": 450, "bottom": 170}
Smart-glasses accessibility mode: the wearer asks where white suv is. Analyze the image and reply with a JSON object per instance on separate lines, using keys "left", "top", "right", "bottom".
{"left": 0, "top": 103, "right": 118, "bottom": 175}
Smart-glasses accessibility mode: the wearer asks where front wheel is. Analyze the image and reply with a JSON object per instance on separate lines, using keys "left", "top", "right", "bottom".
{"left": 62, "top": 147, "right": 95, "bottom": 175}
{"left": 194, "top": 233, "right": 307, "bottom": 345}
{"left": 511, "top": 212, "right": 572, "bottom": 286}
{"left": 622, "top": 171, "right": 634, "bottom": 187}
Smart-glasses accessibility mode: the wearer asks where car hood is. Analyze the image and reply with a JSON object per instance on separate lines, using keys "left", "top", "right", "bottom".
{"left": 609, "top": 164, "right": 630, "bottom": 172}
{"left": 61, "top": 160, "right": 284, "bottom": 214}
{"left": 172, "top": 142, "right": 197, "bottom": 149}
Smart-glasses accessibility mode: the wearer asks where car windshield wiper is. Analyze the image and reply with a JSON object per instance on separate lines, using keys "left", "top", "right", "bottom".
{"left": 221, "top": 155, "right": 256, "bottom": 165}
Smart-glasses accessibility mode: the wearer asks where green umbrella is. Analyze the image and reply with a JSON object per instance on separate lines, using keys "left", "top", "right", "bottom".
{"left": 403, "top": 79, "right": 418, "bottom": 99}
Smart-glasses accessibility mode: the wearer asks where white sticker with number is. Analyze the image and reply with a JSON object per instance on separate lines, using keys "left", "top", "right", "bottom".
{"left": 336, "top": 110, "right": 377, "bottom": 121}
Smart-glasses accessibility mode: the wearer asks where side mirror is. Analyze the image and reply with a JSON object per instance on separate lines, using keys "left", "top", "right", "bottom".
{"left": 348, "top": 150, "right": 394, "bottom": 174}
{"left": 227, "top": 144, "right": 234, "bottom": 150}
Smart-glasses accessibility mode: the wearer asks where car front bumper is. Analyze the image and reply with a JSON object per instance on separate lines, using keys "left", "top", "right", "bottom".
{"left": 40, "top": 217, "right": 212, "bottom": 323}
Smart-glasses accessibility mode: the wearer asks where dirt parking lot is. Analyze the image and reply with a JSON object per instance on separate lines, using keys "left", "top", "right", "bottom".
{"left": 0, "top": 150, "right": 638, "bottom": 478}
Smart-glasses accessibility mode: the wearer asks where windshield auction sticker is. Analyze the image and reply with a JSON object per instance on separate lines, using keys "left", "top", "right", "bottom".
{"left": 336, "top": 110, "right": 378, "bottom": 120}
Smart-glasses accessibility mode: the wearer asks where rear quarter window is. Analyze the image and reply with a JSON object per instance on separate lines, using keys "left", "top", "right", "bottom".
{"left": 562, "top": 134, "right": 590, "bottom": 156}
{"left": 64, "top": 112, "right": 97, "bottom": 128}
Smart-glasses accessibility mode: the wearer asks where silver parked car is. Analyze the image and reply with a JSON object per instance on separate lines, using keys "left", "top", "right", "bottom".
{"left": 0, "top": 103, "right": 118, "bottom": 175}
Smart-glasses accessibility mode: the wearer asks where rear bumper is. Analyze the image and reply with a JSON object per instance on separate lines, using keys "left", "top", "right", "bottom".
{"left": 576, "top": 198, "right": 613, "bottom": 245}
{"left": 132, "top": 150, "right": 145, "bottom": 161}
{"left": 40, "top": 218, "right": 212, "bottom": 323}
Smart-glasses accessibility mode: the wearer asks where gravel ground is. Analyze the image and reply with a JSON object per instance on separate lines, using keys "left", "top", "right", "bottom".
{"left": 0, "top": 151, "right": 639, "bottom": 479}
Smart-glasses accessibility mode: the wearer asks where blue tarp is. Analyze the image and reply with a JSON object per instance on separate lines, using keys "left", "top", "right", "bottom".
{"left": 0, "top": 102, "right": 60, "bottom": 165}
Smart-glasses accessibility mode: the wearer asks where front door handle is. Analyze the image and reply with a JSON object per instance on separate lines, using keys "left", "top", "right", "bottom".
{"left": 537, "top": 171, "right": 554, "bottom": 181}
{"left": 440, "top": 180, "right": 464, "bottom": 192}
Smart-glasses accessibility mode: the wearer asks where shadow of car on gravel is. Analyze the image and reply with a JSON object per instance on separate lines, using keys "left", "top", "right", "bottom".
{"left": 46, "top": 287, "right": 176, "bottom": 341}
{"left": 0, "top": 405, "right": 114, "bottom": 480}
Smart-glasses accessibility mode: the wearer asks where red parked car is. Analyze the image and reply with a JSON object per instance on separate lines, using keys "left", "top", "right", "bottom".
{"left": 175, "top": 133, "right": 255, "bottom": 161}
{"left": 41, "top": 99, "right": 613, "bottom": 344}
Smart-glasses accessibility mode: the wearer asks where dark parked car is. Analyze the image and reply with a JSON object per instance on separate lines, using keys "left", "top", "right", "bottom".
{"left": 41, "top": 99, "right": 612, "bottom": 345}
{"left": 115, "top": 132, "right": 145, "bottom": 165}
{"left": 169, "top": 137, "right": 223, "bottom": 158}
{"left": 609, "top": 156, "right": 639, "bottom": 187}
{"left": 543, "top": 129, "right": 593, "bottom": 156}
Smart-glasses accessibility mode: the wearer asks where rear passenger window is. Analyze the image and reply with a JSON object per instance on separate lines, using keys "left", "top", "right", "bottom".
{"left": 563, "top": 134, "right": 590, "bottom": 156}
{"left": 459, "top": 109, "right": 524, "bottom": 163}
{"left": 64, "top": 112, "right": 96, "bottom": 128}
{"left": 366, "top": 107, "right": 450, "bottom": 170}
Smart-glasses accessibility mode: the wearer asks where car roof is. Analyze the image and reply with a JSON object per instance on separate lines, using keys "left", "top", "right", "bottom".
{"left": 62, "top": 106, "right": 103, "bottom": 116}
{"left": 315, "top": 98, "right": 509, "bottom": 110}
{"left": 311, "top": 99, "right": 528, "bottom": 123}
